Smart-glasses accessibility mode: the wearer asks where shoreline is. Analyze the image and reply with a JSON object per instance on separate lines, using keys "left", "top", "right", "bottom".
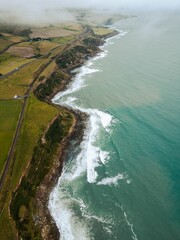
{"left": 36, "top": 28, "right": 119, "bottom": 239}
{"left": 46, "top": 30, "right": 120, "bottom": 238}
{"left": 35, "top": 108, "right": 88, "bottom": 239}
{"left": 10, "top": 27, "right": 119, "bottom": 239}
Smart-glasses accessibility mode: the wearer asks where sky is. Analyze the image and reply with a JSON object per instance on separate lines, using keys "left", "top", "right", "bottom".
{"left": 1, "top": 0, "right": 179, "bottom": 9}
{"left": 0, "top": 0, "right": 180, "bottom": 25}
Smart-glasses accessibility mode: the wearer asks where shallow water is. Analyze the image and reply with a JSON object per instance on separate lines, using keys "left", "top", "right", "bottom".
{"left": 49, "top": 12, "right": 180, "bottom": 240}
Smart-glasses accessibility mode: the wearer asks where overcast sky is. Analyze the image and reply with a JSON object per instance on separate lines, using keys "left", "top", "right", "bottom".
{"left": 1, "top": 0, "right": 180, "bottom": 25}
{"left": 1, "top": 0, "right": 180, "bottom": 10}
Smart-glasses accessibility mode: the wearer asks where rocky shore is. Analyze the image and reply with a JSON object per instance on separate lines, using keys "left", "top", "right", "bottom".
{"left": 10, "top": 27, "right": 118, "bottom": 239}
{"left": 34, "top": 109, "right": 88, "bottom": 240}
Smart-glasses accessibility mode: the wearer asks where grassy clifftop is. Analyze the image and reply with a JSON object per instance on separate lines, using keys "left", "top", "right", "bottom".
{"left": 0, "top": 23, "right": 82, "bottom": 239}
{"left": 0, "top": 22, "right": 117, "bottom": 239}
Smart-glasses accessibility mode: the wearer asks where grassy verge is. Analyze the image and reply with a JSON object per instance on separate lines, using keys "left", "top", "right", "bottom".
{"left": 37, "top": 61, "right": 57, "bottom": 82}
{"left": 0, "top": 23, "right": 86, "bottom": 239}
{"left": 0, "top": 58, "right": 48, "bottom": 98}
{"left": 0, "top": 52, "right": 32, "bottom": 75}
{"left": 10, "top": 110, "right": 74, "bottom": 239}
{"left": 0, "top": 100, "right": 22, "bottom": 177}
{"left": 0, "top": 37, "right": 13, "bottom": 51}
{"left": 0, "top": 94, "right": 59, "bottom": 239}
{"left": 12, "top": 93, "right": 58, "bottom": 187}
{"left": 16, "top": 41, "right": 60, "bottom": 55}
{"left": 51, "top": 35, "right": 75, "bottom": 44}
{"left": 92, "top": 26, "right": 115, "bottom": 36}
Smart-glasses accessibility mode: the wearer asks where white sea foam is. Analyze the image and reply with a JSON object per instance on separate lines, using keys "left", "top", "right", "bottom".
{"left": 51, "top": 106, "right": 113, "bottom": 185}
{"left": 54, "top": 91, "right": 114, "bottom": 183}
{"left": 49, "top": 188, "right": 90, "bottom": 240}
{"left": 97, "top": 172, "right": 131, "bottom": 186}
{"left": 50, "top": 27, "right": 129, "bottom": 240}
{"left": 73, "top": 197, "right": 113, "bottom": 225}
{"left": 53, "top": 65, "right": 99, "bottom": 102}
{"left": 95, "top": 109, "right": 112, "bottom": 131}
{"left": 103, "top": 226, "right": 113, "bottom": 236}
{"left": 121, "top": 206, "right": 138, "bottom": 240}
{"left": 97, "top": 173, "right": 125, "bottom": 186}
{"left": 126, "top": 179, "right": 131, "bottom": 184}
{"left": 66, "top": 108, "right": 113, "bottom": 183}
{"left": 99, "top": 150, "right": 109, "bottom": 164}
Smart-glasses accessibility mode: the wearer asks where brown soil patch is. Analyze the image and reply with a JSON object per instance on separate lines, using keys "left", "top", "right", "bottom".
{"left": 7, "top": 46, "right": 35, "bottom": 58}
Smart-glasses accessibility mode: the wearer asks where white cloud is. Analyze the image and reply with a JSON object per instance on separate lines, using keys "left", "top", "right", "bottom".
{"left": 0, "top": 0, "right": 179, "bottom": 25}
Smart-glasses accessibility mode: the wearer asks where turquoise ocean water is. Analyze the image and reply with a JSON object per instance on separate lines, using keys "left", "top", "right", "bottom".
{"left": 49, "top": 12, "right": 180, "bottom": 240}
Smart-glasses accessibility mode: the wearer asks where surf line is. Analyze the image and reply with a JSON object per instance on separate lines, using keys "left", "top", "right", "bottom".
{"left": 49, "top": 30, "right": 130, "bottom": 239}
{"left": 52, "top": 32, "right": 125, "bottom": 183}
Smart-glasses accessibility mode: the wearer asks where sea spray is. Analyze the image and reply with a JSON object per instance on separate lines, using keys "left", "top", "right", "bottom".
{"left": 49, "top": 29, "right": 131, "bottom": 239}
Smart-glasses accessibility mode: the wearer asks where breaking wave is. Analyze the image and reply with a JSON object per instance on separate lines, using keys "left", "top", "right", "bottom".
{"left": 97, "top": 173, "right": 130, "bottom": 186}
{"left": 49, "top": 29, "right": 132, "bottom": 240}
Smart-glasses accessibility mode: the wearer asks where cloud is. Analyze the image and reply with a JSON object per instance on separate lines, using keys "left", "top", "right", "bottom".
{"left": 1, "top": 0, "right": 180, "bottom": 10}
{"left": 0, "top": 0, "right": 180, "bottom": 25}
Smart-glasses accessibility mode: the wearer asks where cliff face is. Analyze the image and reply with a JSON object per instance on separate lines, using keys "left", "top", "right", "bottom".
{"left": 34, "top": 70, "right": 69, "bottom": 101}
{"left": 10, "top": 27, "right": 118, "bottom": 240}
{"left": 10, "top": 114, "right": 69, "bottom": 240}
{"left": 33, "top": 35, "right": 106, "bottom": 102}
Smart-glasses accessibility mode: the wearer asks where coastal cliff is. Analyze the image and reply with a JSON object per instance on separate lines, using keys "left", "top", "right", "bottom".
{"left": 10, "top": 27, "right": 118, "bottom": 239}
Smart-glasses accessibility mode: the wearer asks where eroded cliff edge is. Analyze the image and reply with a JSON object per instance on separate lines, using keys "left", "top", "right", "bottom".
{"left": 10, "top": 27, "right": 118, "bottom": 240}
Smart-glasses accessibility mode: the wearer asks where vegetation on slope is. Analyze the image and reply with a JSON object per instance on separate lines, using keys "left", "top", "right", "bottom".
{"left": 0, "top": 21, "right": 117, "bottom": 239}
{"left": 10, "top": 111, "right": 73, "bottom": 239}
{"left": 0, "top": 100, "right": 22, "bottom": 177}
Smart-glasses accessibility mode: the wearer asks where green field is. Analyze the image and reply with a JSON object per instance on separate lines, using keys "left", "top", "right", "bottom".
{"left": 92, "top": 26, "right": 114, "bottom": 36}
{"left": 38, "top": 61, "right": 57, "bottom": 82}
{"left": 0, "top": 58, "right": 48, "bottom": 98}
{"left": 0, "top": 94, "right": 59, "bottom": 239}
{"left": 17, "top": 40, "right": 60, "bottom": 55}
{"left": 0, "top": 37, "right": 12, "bottom": 52}
{"left": 51, "top": 35, "right": 75, "bottom": 44}
{"left": 0, "top": 52, "right": 32, "bottom": 75}
{"left": 11, "top": 93, "right": 58, "bottom": 186}
{"left": 0, "top": 100, "right": 22, "bottom": 177}
{"left": 0, "top": 23, "right": 83, "bottom": 239}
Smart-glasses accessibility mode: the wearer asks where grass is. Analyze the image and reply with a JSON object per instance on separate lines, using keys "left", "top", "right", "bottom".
{"left": 0, "top": 52, "right": 16, "bottom": 64}
{"left": 0, "top": 94, "right": 59, "bottom": 239}
{"left": 37, "top": 41, "right": 60, "bottom": 55}
{"left": 0, "top": 100, "right": 22, "bottom": 177}
{"left": 16, "top": 40, "right": 60, "bottom": 55}
{"left": 38, "top": 61, "right": 57, "bottom": 82}
{"left": 0, "top": 205, "right": 16, "bottom": 240}
{"left": 30, "top": 24, "right": 82, "bottom": 38}
{"left": 0, "top": 28, "right": 82, "bottom": 239}
{"left": 11, "top": 93, "right": 58, "bottom": 187}
{"left": 0, "top": 37, "right": 12, "bottom": 51}
{"left": 51, "top": 35, "right": 75, "bottom": 44}
{"left": 7, "top": 36, "right": 25, "bottom": 43}
{"left": 0, "top": 33, "right": 25, "bottom": 52}
{"left": 0, "top": 58, "right": 48, "bottom": 98}
{"left": 92, "top": 26, "right": 114, "bottom": 36}
{"left": 0, "top": 52, "right": 32, "bottom": 75}
{"left": 50, "top": 45, "right": 64, "bottom": 57}
{"left": 10, "top": 107, "right": 74, "bottom": 239}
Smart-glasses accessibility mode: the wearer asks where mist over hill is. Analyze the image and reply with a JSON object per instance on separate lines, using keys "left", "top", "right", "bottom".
{"left": 0, "top": 0, "right": 180, "bottom": 26}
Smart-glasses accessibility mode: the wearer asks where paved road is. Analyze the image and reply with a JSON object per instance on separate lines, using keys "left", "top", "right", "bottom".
{"left": 0, "top": 61, "right": 34, "bottom": 80}
{"left": 0, "top": 25, "right": 92, "bottom": 197}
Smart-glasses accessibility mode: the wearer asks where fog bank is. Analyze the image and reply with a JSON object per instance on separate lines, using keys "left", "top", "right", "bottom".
{"left": 0, "top": 0, "right": 180, "bottom": 25}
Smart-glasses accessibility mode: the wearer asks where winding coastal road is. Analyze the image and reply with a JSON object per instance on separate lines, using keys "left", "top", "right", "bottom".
{"left": 0, "top": 25, "right": 92, "bottom": 201}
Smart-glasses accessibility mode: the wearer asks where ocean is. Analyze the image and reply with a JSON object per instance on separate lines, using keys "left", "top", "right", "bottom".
{"left": 49, "top": 12, "right": 180, "bottom": 240}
